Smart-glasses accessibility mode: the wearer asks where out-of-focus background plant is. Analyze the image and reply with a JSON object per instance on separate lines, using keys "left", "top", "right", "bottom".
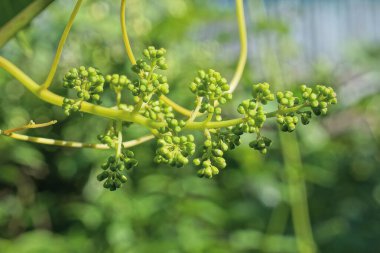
{"left": 0, "top": 0, "right": 379, "bottom": 252}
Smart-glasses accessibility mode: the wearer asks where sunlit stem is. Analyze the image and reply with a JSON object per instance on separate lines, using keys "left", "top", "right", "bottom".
{"left": 1, "top": 132, "right": 154, "bottom": 149}
{"left": 211, "top": 0, "right": 247, "bottom": 111}
{"left": 229, "top": 0, "right": 247, "bottom": 93}
{"left": 41, "top": 0, "right": 83, "bottom": 89}
{"left": 115, "top": 121, "right": 123, "bottom": 156}
{"left": 158, "top": 95, "right": 193, "bottom": 117}
{"left": 115, "top": 90, "right": 123, "bottom": 157}
{"left": 120, "top": 0, "right": 136, "bottom": 64}
{"left": 120, "top": 0, "right": 193, "bottom": 116}
{"left": 0, "top": 56, "right": 308, "bottom": 131}
{"left": 120, "top": 0, "right": 248, "bottom": 118}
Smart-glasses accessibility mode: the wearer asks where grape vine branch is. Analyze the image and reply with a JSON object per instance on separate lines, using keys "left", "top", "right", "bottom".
{"left": 0, "top": 0, "right": 337, "bottom": 190}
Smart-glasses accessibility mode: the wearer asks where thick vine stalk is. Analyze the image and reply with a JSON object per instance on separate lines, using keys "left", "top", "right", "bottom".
{"left": 0, "top": 56, "right": 307, "bottom": 131}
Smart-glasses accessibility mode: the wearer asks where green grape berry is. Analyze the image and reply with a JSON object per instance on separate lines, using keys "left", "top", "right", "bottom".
{"left": 62, "top": 98, "right": 81, "bottom": 116}
{"left": 276, "top": 114, "right": 299, "bottom": 132}
{"left": 61, "top": 66, "right": 105, "bottom": 116}
{"left": 249, "top": 135, "right": 272, "bottom": 154}
{"left": 237, "top": 99, "right": 266, "bottom": 133}
{"left": 154, "top": 134, "right": 196, "bottom": 167}
{"left": 189, "top": 69, "right": 232, "bottom": 115}
{"left": 252, "top": 82, "right": 275, "bottom": 104}
{"left": 105, "top": 74, "right": 131, "bottom": 92}
{"left": 97, "top": 149, "right": 138, "bottom": 191}
{"left": 193, "top": 129, "right": 235, "bottom": 178}
{"left": 63, "top": 66, "right": 105, "bottom": 103}
{"left": 300, "top": 84, "right": 337, "bottom": 116}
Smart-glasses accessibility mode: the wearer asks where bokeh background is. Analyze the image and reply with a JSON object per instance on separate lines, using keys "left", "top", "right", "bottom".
{"left": 0, "top": 0, "right": 379, "bottom": 252}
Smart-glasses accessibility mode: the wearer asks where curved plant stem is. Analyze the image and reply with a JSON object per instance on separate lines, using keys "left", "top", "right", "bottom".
{"left": 120, "top": 0, "right": 193, "bottom": 117}
{"left": 229, "top": 0, "right": 247, "bottom": 93}
{"left": 0, "top": 0, "right": 250, "bottom": 134}
{"left": 158, "top": 95, "right": 193, "bottom": 117}
{"left": 120, "top": 0, "right": 136, "bottom": 64}
{"left": 0, "top": 56, "right": 308, "bottom": 131}
{"left": 41, "top": 0, "right": 83, "bottom": 89}
{"left": 1, "top": 132, "right": 154, "bottom": 149}
{"left": 0, "top": 56, "right": 162, "bottom": 128}
{"left": 0, "top": 0, "right": 54, "bottom": 48}
{"left": 120, "top": 0, "right": 247, "bottom": 117}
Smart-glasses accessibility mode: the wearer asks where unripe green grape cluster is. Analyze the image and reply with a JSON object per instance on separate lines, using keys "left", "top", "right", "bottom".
{"left": 235, "top": 83, "right": 277, "bottom": 134}
{"left": 105, "top": 74, "right": 131, "bottom": 93}
{"left": 251, "top": 82, "right": 275, "bottom": 104}
{"left": 276, "top": 114, "right": 299, "bottom": 132}
{"left": 301, "top": 84, "right": 337, "bottom": 115}
{"left": 193, "top": 130, "right": 229, "bottom": 178}
{"left": 97, "top": 150, "right": 138, "bottom": 191}
{"left": 62, "top": 98, "right": 81, "bottom": 115}
{"left": 160, "top": 118, "right": 186, "bottom": 134}
{"left": 130, "top": 46, "right": 169, "bottom": 102}
{"left": 237, "top": 99, "right": 266, "bottom": 133}
{"left": 140, "top": 100, "right": 173, "bottom": 121}
{"left": 216, "top": 127, "right": 242, "bottom": 150}
{"left": 62, "top": 66, "right": 105, "bottom": 115}
{"left": 154, "top": 134, "right": 196, "bottom": 167}
{"left": 97, "top": 127, "right": 117, "bottom": 148}
{"left": 189, "top": 69, "right": 232, "bottom": 121}
{"left": 142, "top": 46, "right": 168, "bottom": 70}
{"left": 275, "top": 85, "right": 338, "bottom": 132}
{"left": 60, "top": 46, "right": 337, "bottom": 191}
{"left": 276, "top": 90, "right": 299, "bottom": 108}
{"left": 249, "top": 135, "right": 272, "bottom": 154}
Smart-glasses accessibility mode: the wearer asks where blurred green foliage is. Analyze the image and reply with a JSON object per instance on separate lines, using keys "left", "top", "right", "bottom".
{"left": 0, "top": 0, "right": 31, "bottom": 26}
{"left": 0, "top": 0, "right": 379, "bottom": 252}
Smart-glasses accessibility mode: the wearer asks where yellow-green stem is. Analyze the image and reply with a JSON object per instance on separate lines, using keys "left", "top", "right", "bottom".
{"left": 0, "top": 56, "right": 309, "bottom": 132}
{"left": 120, "top": 0, "right": 247, "bottom": 117}
{"left": 120, "top": 0, "right": 136, "bottom": 65}
{"left": 115, "top": 90, "right": 123, "bottom": 157}
{"left": 115, "top": 120, "right": 123, "bottom": 156}
{"left": 41, "top": 0, "right": 83, "bottom": 89}
{"left": 119, "top": 0, "right": 193, "bottom": 116}
{"left": 229, "top": 0, "right": 247, "bottom": 93}
{"left": 0, "top": 56, "right": 161, "bottom": 128}
{"left": 1, "top": 132, "right": 154, "bottom": 149}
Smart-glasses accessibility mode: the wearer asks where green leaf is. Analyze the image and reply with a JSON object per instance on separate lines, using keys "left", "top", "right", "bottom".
{"left": 0, "top": 0, "right": 54, "bottom": 48}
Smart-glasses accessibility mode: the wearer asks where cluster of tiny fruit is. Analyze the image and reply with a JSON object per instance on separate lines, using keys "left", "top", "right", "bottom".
{"left": 61, "top": 46, "right": 337, "bottom": 191}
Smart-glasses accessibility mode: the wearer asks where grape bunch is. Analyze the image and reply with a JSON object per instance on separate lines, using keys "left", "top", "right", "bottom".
{"left": 59, "top": 47, "right": 337, "bottom": 191}
{"left": 62, "top": 66, "right": 105, "bottom": 115}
